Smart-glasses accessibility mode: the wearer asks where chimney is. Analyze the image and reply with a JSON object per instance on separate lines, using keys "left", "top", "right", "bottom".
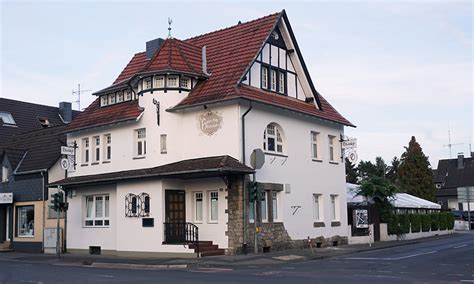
{"left": 59, "top": 102, "right": 72, "bottom": 124}
{"left": 202, "top": 46, "right": 209, "bottom": 75}
{"left": 457, "top": 153, "right": 464, "bottom": 169}
{"left": 146, "top": 38, "right": 165, "bottom": 59}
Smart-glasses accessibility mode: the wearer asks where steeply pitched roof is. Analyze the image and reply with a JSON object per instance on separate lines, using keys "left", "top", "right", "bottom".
{"left": 65, "top": 98, "right": 143, "bottom": 132}
{"left": 0, "top": 98, "right": 80, "bottom": 146}
{"left": 1, "top": 125, "right": 66, "bottom": 173}
{"left": 113, "top": 52, "right": 148, "bottom": 84}
{"left": 433, "top": 156, "right": 474, "bottom": 188}
{"left": 50, "top": 155, "right": 254, "bottom": 187}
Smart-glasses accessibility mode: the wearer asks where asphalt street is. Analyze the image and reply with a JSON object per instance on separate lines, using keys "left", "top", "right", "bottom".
{"left": 0, "top": 231, "right": 472, "bottom": 284}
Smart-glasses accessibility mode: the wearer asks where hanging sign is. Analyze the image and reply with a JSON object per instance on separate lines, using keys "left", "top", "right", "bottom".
{"left": 342, "top": 139, "right": 357, "bottom": 149}
{"left": 199, "top": 110, "right": 223, "bottom": 136}
{"left": 60, "top": 158, "right": 70, "bottom": 170}
{"left": 61, "top": 146, "right": 75, "bottom": 156}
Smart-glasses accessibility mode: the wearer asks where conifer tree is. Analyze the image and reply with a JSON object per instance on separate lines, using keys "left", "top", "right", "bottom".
{"left": 397, "top": 136, "right": 436, "bottom": 201}
{"left": 345, "top": 157, "right": 358, "bottom": 184}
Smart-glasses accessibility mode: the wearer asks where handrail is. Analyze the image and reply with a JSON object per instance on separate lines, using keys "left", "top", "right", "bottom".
{"left": 164, "top": 222, "right": 199, "bottom": 258}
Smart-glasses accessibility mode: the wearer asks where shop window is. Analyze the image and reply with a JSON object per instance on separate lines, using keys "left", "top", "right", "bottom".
{"left": 17, "top": 206, "right": 34, "bottom": 237}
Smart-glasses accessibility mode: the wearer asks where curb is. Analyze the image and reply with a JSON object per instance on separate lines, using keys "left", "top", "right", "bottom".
{"left": 53, "top": 262, "right": 189, "bottom": 270}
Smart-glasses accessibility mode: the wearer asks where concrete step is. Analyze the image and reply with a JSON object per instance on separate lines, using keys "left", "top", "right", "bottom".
{"left": 200, "top": 249, "right": 225, "bottom": 257}
{"left": 189, "top": 244, "right": 218, "bottom": 251}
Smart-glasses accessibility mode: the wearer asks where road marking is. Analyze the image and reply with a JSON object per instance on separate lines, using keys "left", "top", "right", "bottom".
{"left": 460, "top": 280, "right": 474, "bottom": 283}
{"left": 453, "top": 244, "right": 468, "bottom": 249}
{"left": 188, "top": 268, "right": 233, "bottom": 273}
{"left": 97, "top": 275, "right": 114, "bottom": 278}
{"left": 346, "top": 250, "right": 438, "bottom": 261}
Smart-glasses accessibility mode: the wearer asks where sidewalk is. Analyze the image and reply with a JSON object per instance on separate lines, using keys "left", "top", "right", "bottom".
{"left": 0, "top": 233, "right": 457, "bottom": 270}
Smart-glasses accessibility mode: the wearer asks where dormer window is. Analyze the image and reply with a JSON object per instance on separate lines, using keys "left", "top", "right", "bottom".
{"left": 261, "top": 67, "right": 268, "bottom": 89}
{"left": 108, "top": 94, "right": 116, "bottom": 104}
{"left": 278, "top": 72, "right": 286, "bottom": 94}
{"left": 38, "top": 117, "right": 50, "bottom": 128}
{"left": 167, "top": 76, "right": 178, "bottom": 88}
{"left": 270, "top": 69, "right": 277, "bottom": 91}
{"left": 101, "top": 96, "right": 108, "bottom": 106}
{"left": 125, "top": 90, "right": 132, "bottom": 101}
{"left": 0, "top": 112, "right": 16, "bottom": 126}
{"left": 154, "top": 76, "right": 164, "bottom": 88}
{"left": 117, "top": 91, "right": 124, "bottom": 103}
{"left": 180, "top": 77, "right": 190, "bottom": 89}
{"left": 144, "top": 78, "right": 152, "bottom": 90}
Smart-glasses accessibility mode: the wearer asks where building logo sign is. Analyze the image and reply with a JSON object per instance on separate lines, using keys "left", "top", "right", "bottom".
{"left": 199, "top": 110, "right": 223, "bottom": 136}
{"left": 341, "top": 135, "right": 358, "bottom": 164}
{"left": 0, "top": 193, "right": 13, "bottom": 204}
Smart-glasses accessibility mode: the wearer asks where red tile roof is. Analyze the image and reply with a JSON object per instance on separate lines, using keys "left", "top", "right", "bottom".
{"left": 65, "top": 98, "right": 143, "bottom": 132}
{"left": 113, "top": 52, "right": 148, "bottom": 84}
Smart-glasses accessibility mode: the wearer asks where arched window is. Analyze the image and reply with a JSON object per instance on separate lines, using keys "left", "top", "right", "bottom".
{"left": 263, "top": 123, "right": 285, "bottom": 154}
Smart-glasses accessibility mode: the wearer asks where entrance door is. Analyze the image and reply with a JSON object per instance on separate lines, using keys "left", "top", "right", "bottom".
{"left": 164, "top": 190, "right": 186, "bottom": 243}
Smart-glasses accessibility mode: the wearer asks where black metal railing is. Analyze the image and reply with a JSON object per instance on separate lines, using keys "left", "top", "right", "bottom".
{"left": 164, "top": 222, "right": 199, "bottom": 257}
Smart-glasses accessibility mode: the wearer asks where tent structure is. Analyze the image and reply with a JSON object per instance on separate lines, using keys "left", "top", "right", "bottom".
{"left": 346, "top": 183, "right": 441, "bottom": 209}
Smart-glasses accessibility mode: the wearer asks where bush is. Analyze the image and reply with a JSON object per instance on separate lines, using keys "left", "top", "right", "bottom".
{"left": 387, "top": 214, "right": 400, "bottom": 235}
{"left": 430, "top": 213, "right": 440, "bottom": 231}
{"left": 399, "top": 214, "right": 410, "bottom": 234}
{"left": 439, "top": 212, "right": 448, "bottom": 230}
{"left": 410, "top": 214, "right": 422, "bottom": 232}
{"left": 447, "top": 212, "right": 455, "bottom": 230}
{"left": 421, "top": 214, "right": 431, "bottom": 232}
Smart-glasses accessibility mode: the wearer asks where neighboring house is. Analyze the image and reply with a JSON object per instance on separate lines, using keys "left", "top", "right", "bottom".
{"left": 51, "top": 10, "right": 354, "bottom": 257}
{"left": 0, "top": 100, "right": 79, "bottom": 252}
{"left": 433, "top": 153, "right": 474, "bottom": 211}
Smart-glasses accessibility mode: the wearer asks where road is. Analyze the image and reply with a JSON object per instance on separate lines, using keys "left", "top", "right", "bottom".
{"left": 0, "top": 232, "right": 472, "bottom": 283}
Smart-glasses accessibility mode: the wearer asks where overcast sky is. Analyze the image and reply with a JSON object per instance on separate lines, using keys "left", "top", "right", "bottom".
{"left": 1, "top": 0, "right": 472, "bottom": 168}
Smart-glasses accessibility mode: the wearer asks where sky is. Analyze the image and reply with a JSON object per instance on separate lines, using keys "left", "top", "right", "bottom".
{"left": 1, "top": 0, "right": 472, "bottom": 168}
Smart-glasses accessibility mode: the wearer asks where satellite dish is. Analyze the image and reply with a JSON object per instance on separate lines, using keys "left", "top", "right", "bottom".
{"left": 250, "top": 149, "right": 265, "bottom": 169}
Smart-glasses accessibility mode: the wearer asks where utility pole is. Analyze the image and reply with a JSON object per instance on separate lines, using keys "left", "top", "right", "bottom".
{"left": 72, "top": 83, "right": 91, "bottom": 111}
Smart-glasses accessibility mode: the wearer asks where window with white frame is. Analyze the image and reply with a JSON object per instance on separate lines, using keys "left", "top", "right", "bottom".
{"left": 84, "top": 195, "right": 110, "bottom": 227}
{"left": 167, "top": 76, "right": 178, "bottom": 87}
{"left": 328, "top": 135, "right": 336, "bottom": 162}
{"left": 82, "top": 138, "right": 89, "bottom": 164}
{"left": 17, "top": 206, "right": 34, "bottom": 237}
{"left": 261, "top": 67, "right": 268, "bottom": 89}
{"left": 278, "top": 72, "right": 285, "bottom": 94}
{"left": 330, "top": 194, "right": 339, "bottom": 220}
{"left": 135, "top": 128, "right": 146, "bottom": 157}
{"left": 125, "top": 90, "right": 132, "bottom": 101}
{"left": 180, "top": 77, "right": 190, "bottom": 89}
{"left": 117, "top": 91, "right": 124, "bottom": 103}
{"left": 261, "top": 191, "right": 268, "bottom": 222}
{"left": 160, "top": 134, "right": 167, "bottom": 154}
{"left": 144, "top": 78, "right": 152, "bottom": 90}
{"left": 313, "top": 194, "right": 322, "bottom": 221}
{"left": 108, "top": 94, "right": 116, "bottom": 104}
{"left": 209, "top": 191, "right": 218, "bottom": 222}
{"left": 194, "top": 192, "right": 203, "bottom": 222}
{"left": 103, "top": 134, "right": 111, "bottom": 161}
{"left": 270, "top": 69, "right": 277, "bottom": 91}
{"left": 154, "top": 76, "right": 164, "bottom": 88}
{"left": 2, "top": 166, "right": 9, "bottom": 182}
{"left": 100, "top": 96, "right": 108, "bottom": 107}
{"left": 93, "top": 136, "right": 100, "bottom": 163}
{"left": 263, "top": 123, "right": 284, "bottom": 154}
{"left": 311, "top": 131, "right": 320, "bottom": 160}
{"left": 272, "top": 192, "right": 279, "bottom": 221}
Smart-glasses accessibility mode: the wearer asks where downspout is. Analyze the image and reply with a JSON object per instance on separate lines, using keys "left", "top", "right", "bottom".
{"left": 41, "top": 171, "right": 45, "bottom": 253}
{"left": 241, "top": 100, "right": 252, "bottom": 253}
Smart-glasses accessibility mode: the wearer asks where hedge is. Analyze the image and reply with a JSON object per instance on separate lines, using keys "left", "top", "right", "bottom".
{"left": 387, "top": 214, "right": 400, "bottom": 235}
{"left": 421, "top": 214, "right": 431, "bottom": 232}
{"left": 439, "top": 212, "right": 448, "bottom": 230}
{"left": 430, "top": 213, "right": 440, "bottom": 231}
{"left": 399, "top": 214, "right": 410, "bottom": 234}
{"left": 447, "top": 212, "right": 454, "bottom": 230}
{"left": 409, "top": 214, "right": 422, "bottom": 232}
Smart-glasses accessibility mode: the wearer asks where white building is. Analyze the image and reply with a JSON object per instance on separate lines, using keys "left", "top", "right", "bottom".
{"left": 51, "top": 10, "right": 354, "bottom": 257}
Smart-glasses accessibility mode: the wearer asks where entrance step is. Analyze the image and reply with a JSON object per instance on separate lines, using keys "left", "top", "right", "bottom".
{"left": 0, "top": 241, "right": 12, "bottom": 252}
{"left": 200, "top": 249, "right": 225, "bottom": 257}
{"left": 190, "top": 241, "right": 225, "bottom": 257}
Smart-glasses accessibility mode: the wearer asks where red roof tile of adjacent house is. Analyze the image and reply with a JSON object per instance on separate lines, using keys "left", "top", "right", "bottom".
{"left": 65, "top": 98, "right": 143, "bottom": 132}
{"left": 141, "top": 38, "right": 204, "bottom": 76}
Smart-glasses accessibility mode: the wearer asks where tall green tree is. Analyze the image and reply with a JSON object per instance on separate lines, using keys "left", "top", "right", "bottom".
{"left": 387, "top": 156, "right": 400, "bottom": 184}
{"left": 355, "top": 176, "right": 398, "bottom": 222}
{"left": 345, "top": 157, "right": 358, "bottom": 184}
{"left": 357, "top": 157, "right": 389, "bottom": 182}
{"left": 397, "top": 136, "right": 436, "bottom": 201}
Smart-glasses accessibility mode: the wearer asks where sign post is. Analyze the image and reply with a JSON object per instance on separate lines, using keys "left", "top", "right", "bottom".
{"left": 457, "top": 187, "right": 473, "bottom": 231}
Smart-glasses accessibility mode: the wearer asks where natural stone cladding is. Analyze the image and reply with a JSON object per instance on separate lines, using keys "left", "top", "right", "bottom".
{"left": 226, "top": 175, "right": 348, "bottom": 255}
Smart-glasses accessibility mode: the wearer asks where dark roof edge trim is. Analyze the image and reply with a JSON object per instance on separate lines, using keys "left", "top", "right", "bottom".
{"left": 61, "top": 116, "right": 141, "bottom": 134}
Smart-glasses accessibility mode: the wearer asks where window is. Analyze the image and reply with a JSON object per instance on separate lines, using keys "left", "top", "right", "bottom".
{"left": 154, "top": 76, "right": 164, "bottom": 88}
{"left": 38, "top": 117, "right": 50, "bottom": 128}
{"left": 17, "top": 206, "right": 34, "bottom": 237}
{"left": 194, "top": 192, "right": 203, "bottom": 222}
{"left": 125, "top": 193, "right": 149, "bottom": 217}
{"left": 311, "top": 131, "right": 320, "bottom": 160}
{"left": 2, "top": 166, "right": 8, "bottom": 182}
{"left": 125, "top": 90, "right": 132, "bottom": 101}
{"left": 209, "top": 191, "right": 218, "bottom": 222}
{"left": 93, "top": 136, "right": 100, "bottom": 162}
{"left": 313, "top": 194, "right": 321, "bottom": 220}
{"left": 272, "top": 192, "right": 278, "bottom": 221}
{"left": 261, "top": 191, "right": 268, "bottom": 222}
{"left": 329, "top": 135, "right": 336, "bottom": 162}
{"left": 85, "top": 195, "right": 110, "bottom": 227}
{"left": 330, "top": 194, "right": 339, "bottom": 220}
{"left": 108, "top": 94, "right": 116, "bottom": 104}
{"left": 101, "top": 96, "right": 108, "bottom": 106}
{"left": 82, "top": 138, "right": 89, "bottom": 164}
{"left": 180, "top": 77, "right": 190, "bottom": 89}
{"left": 249, "top": 199, "right": 255, "bottom": 223}
{"left": 144, "top": 195, "right": 150, "bottom": 214}
{"left": 144, "top": 78, "right": 152, "bottom": 90}
{"left": 270, "top": 69, "right": 277, "bottom": 91}
{"left": 0, "top": 112, "right": 16, "bottom": 125}
{"left": 263, "top": 123, "right": 284, "bottom": 154}
{"left": 167, "top": 76, "right": 178, "bottom": 87}
{"left": 261, "top": 67, "right": 268, "bottom": 89}
{"left": 117, "top": 91, "right": 124, "bottom": 103}
{"left": 160, "top": 134, "right": 167, "bottom": 154}
{"left": 278, "top": 72, "right": 286, "bottom": 94}
{"left": 135, "top": 128, "right": 146, "bottom": 157}
{"left": 103, "top": 134, "right": 111, "bottom": 161}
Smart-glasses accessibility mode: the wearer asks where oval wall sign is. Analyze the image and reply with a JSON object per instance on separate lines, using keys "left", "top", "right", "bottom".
{"left": 199, "top": 110, "right": 223, "bottom": 136}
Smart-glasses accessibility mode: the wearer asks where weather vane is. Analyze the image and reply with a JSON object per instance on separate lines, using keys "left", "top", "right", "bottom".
{"left": 168, "top": 17, "right": 173, "bottom": 38}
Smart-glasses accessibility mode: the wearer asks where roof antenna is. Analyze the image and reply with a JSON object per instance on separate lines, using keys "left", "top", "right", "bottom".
{"left": 72, "top": 83, "right": 91, "bottom": 111}
{"left": 168, "top": 17, "right": 173, "bottom": 39}
{"left": 442, "top": 122, "right": 463, "bottom": 158}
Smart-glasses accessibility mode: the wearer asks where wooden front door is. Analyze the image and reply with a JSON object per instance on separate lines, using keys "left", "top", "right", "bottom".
{"left": 164, "top": 190, "right": 186, "bottom": 243}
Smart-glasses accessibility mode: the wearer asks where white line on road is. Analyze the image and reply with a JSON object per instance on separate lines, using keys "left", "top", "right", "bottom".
{"left": 453, "top": 244, "right": 468, "bottom": 249}
{"left": 346, "top": 250, "right": 438, "bottom": 261}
